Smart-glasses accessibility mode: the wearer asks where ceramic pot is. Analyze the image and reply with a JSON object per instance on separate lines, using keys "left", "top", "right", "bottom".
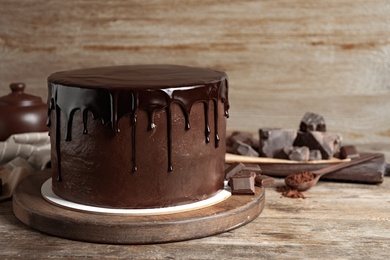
{"left": 0, "top": 83, "right": 48, "bottom": 141}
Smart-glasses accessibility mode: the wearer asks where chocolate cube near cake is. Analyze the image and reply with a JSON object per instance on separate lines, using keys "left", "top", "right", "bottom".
{"left": 47, "top": 65, "right": 229, "bottom": 209}
{"left": 232, "top": 140, "right": 259, "bottom": 157}
{"left": 299, "top": 112, "right": 326, "bottom": 132}
{"left": 259, "top": 128, "right": 297, "bottom": 159}
{"left": 229, "top": 171, "right": 256, "bottom": 195}
{"left": 340, "top": 145, "right": 360, "bottom": 159}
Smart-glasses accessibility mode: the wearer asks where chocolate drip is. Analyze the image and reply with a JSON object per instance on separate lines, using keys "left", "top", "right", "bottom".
{"left": 47, "top": 65, "right": 229, "bottom": 177}
{"left": 220, "top": 78, "right": 230, "bottom": 118}
{"left": 82, "top": 110, "right": 89, "bottom": 134}
{"left": 147, "top": 111, "right": 156, "bottom": 130}
{"left": 130, "top": 113, "right": 137, "bottom": 173}
{"left": 55, "top": 104, "right": 62, "bottom": 182}
{"left": 166, "top": 106, "right": 173, "bottom": 172}
{"left": 180, "top": 106, "right": 191, "bottom": 130}
{"left": 46, "top": 97, "right": 54, "bottom": 128}
{"left": 112, "top": 92, "right": 119, "bottom": 133}
{"left": 213, "top": 99, "right": 220, "bottom": 147}
{"left": 47, "top": 84, "right": 62, "bottom": 181}
{"left": 203, "top": 102, "right": 211, "bottom": 144}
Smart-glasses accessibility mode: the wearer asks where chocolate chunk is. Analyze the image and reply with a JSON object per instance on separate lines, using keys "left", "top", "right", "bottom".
{"left": 227, "top": 131, "right": 258, "bottom": 150}
{"left": 226, "top": 145, "right": 236, "bottom": 154}
{"left": 340, "top": 145, "right": 359, "bottom": 159}
{"left": 259, "top": 128, "right": 297, "bottom": 159}
{"left": 229, "top": 171, "right": 256, "bottom": 195}
{"left": 0, "top": 178, "right": 2, "bottom": 195}
{"left": 299, "top": 112, "right": 326, "bottom": 132}
{"left": 282, "top": 146, "right": 293, "bottom": 157}
{"left": 293, "top": 131, "right": 342, "bottom": 159}
{"left": 309, "top": 149, "right": 322, "bottom": 161}
{"left": 232, "top": 140, "right": 259, "bottom": 157}
{"left": 255, "top": 174, "right": 275, "bottom": 187}
{"left": 322, "top": 132, "right": 342, "bottom": 156}
{"left": 284, "top": 146, "right": 310, "bottom": 161}
{"left": 224, "top": 162, "right": 245, "bottom": 180}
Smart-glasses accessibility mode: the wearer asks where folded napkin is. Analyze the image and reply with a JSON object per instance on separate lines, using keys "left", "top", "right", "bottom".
{"left": 0, "top": 132, "right": 50, "bottom": 201}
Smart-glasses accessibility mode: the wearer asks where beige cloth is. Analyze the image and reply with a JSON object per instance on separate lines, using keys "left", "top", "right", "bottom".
{"left": 0, "top": 132, "right": 50, "bottom": 201}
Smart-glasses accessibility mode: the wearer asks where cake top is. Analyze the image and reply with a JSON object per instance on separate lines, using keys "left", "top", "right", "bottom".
{"left": 48, "top": 64, "right": 227, "bottom": 90}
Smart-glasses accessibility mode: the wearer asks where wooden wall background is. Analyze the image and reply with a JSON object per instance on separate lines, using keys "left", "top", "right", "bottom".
{"left": 1, "top": 0, "right": 389, "bottom": 159}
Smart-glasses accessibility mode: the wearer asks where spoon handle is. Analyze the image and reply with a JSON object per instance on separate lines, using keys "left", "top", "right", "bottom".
{"left": 312, "top": 153, "right": 382, "bottom": 176}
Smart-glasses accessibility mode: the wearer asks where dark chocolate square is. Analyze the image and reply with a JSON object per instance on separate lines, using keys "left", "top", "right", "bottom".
{"left": 229, "top": 172, "right": 256, "bottom": 195}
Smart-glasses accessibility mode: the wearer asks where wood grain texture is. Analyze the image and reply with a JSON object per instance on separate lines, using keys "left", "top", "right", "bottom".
{"left": 1, "top": 0, "right": 390, "bottom": 160}
{"left": 2, "top": 175, "right": 390, "bottom": 258}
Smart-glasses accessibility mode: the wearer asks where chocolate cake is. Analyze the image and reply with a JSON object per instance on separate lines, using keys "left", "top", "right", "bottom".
{"left": 47, "top": 65, "right": 229, "bottom": 209}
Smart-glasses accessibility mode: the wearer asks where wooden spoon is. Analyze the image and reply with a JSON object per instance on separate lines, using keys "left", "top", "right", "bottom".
{"left": 225, "top": 153, "right": 349, "bottom": 164}
{"left": 285, "top": 153, "right": 382, "bottom": 191}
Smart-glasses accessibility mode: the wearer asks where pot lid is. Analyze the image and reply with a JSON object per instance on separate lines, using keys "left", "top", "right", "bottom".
{"left": 0, "top": 83, "right": 45, "bottom": 107}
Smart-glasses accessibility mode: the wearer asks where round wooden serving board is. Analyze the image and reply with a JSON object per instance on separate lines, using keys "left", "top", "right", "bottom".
{"left": 12, "top": 170, "right": 265, "bottom": 244}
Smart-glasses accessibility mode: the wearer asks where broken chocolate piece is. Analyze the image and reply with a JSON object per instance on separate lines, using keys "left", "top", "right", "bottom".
{"left": 227, "top": 131, "right": 258, "bottom": 150}
{"left": 255, "top": 174, "right": 274, "bottom": 187}
{"left": 299, "top": 112, "right": 326, "bottom": 132}
{"left": 226, "top": 145, "right": 236, "bottom": 154}
{"left": 259, "top": 128, "right": 297, "bottom": 159}
{"left": 232, "top": 140, "right": 259, "bottom": 157}
{"left": 323, "top": 133, "right": 342, "bottom": 155}
{"left": 309, "top": 149, "right": 322, "bottom": 161}
{"left": 340, "top": 145, "right": 359, "bottom": 159}
{"left": 224, "top": 162, "right": 245, "bottom": 180}
{"left": 283, "top": 146, "right": 293, "bottom": 157}
{"left": 293, "top": 131, "right": 342, "bottom": 159}
{"left": 284, "top": 146, "right": 310, "bottom": 161}
{"left": 229, "top": 171, "right": 256, "bottom": 195}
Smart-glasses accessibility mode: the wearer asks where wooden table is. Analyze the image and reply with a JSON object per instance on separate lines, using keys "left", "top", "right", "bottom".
{"left": 1, "top": 176, "right": 389, "bottom": 259}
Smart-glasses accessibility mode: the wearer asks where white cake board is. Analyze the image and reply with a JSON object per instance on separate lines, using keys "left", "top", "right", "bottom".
{"left": 41, "top": 178, "right": 232, "bottom": 215}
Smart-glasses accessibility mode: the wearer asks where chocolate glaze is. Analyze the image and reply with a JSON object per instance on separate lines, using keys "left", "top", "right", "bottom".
{"left": 47, "top": 65, "right": 229, "bottom": 187}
